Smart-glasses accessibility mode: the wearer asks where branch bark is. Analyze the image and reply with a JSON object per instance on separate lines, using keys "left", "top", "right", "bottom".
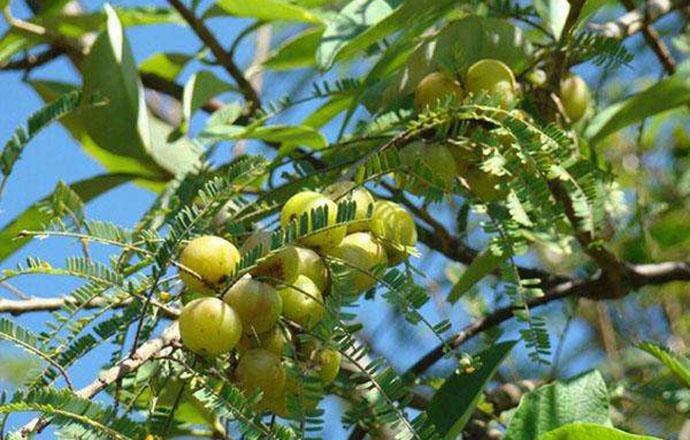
{"left": 0, "top": 296, "right": 180, "bottom": 319}
{"left": 591, "top": 0, "right": 690, "bottom": 40}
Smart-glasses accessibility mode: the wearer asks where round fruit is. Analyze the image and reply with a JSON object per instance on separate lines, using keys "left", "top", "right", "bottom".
{"left": 560, "top": 74, "right": 590, "bottom": 123}
{"left": 235, "top": 349, "right": 286, "bottom": 400}
{"left": 314, "top": 348, "right": 341, "bottom": 384}
{"left": 178, "top": 297, "right": 242, "bottom": 356}
{"left": 243, "top": 233, "right": 329, "bottom": 292}
{"left": 223, "top": 277, "right": 282, "bottom": 334}
{"left": 466, "top": 59, "right": 517, "bottom": 108}
{"left": 465, "top": 166, "right": 506, "bottom": 201}
{"left": 415, "top": 71, "right": 465, "bottom": 112}
{"left": 277, "top": 275, "right": 325, "bottom": 329}
{"left": 370, "top": 201, "right": 417, "bottom": 265}
{"left": 280, "top": 191, "right": 346, "bottom": 249}
{"left": 237, "top": 326, "right": 291, "bottom": 355}
{"left": 179, "top": 235, "right": 240, "bottom": 295}
{"left": 323, "top": 181, "right": 375, "bottom": 233}
{"left": 327, "top": 232, "right": 387, "bottom": 293}
{"left": 397, "top": 141, "right": 458, "bottom": 194}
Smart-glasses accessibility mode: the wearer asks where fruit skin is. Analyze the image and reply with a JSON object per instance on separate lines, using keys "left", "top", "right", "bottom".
{"left": 415, "top": 71, "right": 465, "bottom": 112}
{"left": 465, "top": 59, "right": 517, "bottom": 108}
{"left": 179, "top": 235, "right": 240, "bottom": 295}
{"left": 314, "top": 348, "right": 341, "bottom": 384}
{"left": 235, "top": 349, "right": 286, "bottom": 400}
{"left": 237, "top": 327, "right": 291, "bottom": 355}
{"left": 370, "top": 201, "right": 417, "bottom": 265}
{"left": 242, "top": 232, "right": 329, "bottom": 292}
{"left": 323, "top": 181, "right": 375, "bottom": 233}
{"left": 327, "top": 232, "right": 387, "bottom": 294}
{"left": 280, "top": 191, "right": 346, "bottom": 249}
{"left": 179, "top": 297, "right": 242, "bottom": 356}
{"left": 560, "top": 74, "right": 590, "bottom": 123}
{"left": 277, "top": 275, "right": 324, "bottom": 329}
{"left": 397, "top": 141, "right": 458, "bottom": 194}
{"left": 223, "top": 277, "right": 282, "bottom": 334}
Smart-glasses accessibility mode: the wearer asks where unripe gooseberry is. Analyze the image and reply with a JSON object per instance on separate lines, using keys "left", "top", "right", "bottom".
{"left": 314, "top": 348, "right": 341, "bottom": 385}
{"left": 235, "top": 349, "right": 286, "bottom": 400}
{"left": 179, "top": 235, "right": 240, "bottom": 295}
{"left": 242, "top": 232, "right": 329, "bottom": 292}
{"left": 223, "top": 277, "right": 282, "bottom": 334}
{"left": 466, "top": 59, "right": 517, "bottom": 108}
{"left": 560, "top": 74, "right": 591, "bottom": 123}
{"left": 397, "top": 141, "right": 458, "bottom": 194}
{"left": 237, "top": 326, "right": 292, "bottom": 355}
{"left": 178, "top": 297, "right": 242, "bottom": 356}
{"left": 323, "top": 181, "right": 375, "bottom": 233}
{"left": 280, "top": 191, "right": 346, "bottom": 249}
{"left": 370, "top": 201, "right": 417, "bottom": 265}
{"left": 277, "top": 275, "right": 324, "bottom": 329}
{"left": 464, "top": 166, "right": 507, "bottom": 201}
{"left": 327, "top": 232, "right": 387, "bottom": 294}
{"left": 414, "top": 71, "right": 465, "bottom": 112}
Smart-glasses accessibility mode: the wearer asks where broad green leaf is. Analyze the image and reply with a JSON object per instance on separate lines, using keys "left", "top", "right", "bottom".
{"left": 638, "top": 342, "right": 690, "bottom": 388}
{"left": 427, "top": 340, "right": 517, "bottom": 437}
{"left": 534, "top": 0, "right": 569, "bottom": 39}
{"left": 139, "top": 52, "right": 192, "bottom": 81}
{"left": 303, "top": 95, "right": 355, "bottom": 128}
{"left": 586, "top": 69, "right": 690, "bottom": 145}
{"left": 30, "top": 80, "right": 167, "bottom": 182}
{"left": 576, "top": 0, "right": 614, "bottom": 30}
{"left": 538, "top": 423, "right": 661, "bottom": 440}
{"left": 505, "top": 370, "right": 612, "bottom": 440}
{"left": 263, "top": 27, "right": 323, "bottom": 71}
{"left": 447, "top": 249, "right": 507, "bottom": 303}
{"left": 209, "top": 124, "right": 327, "bottom": 154}
{"left": 197, "top": 102, "right": 244, "bottom": 142}
{"left": 82, "top": 4, "right": 163, "bottom": 175}
{"left": 206, "top": 0, "right": 323, "bottom": 24}
{"left": 0, "top": 174, "right": 134, "bottom": 262}
{"left": 179, "top": 71, "right": 235, "bottom": 134}
{"left": 149, "top": 117, "right": 204, "bottom": 177}
{"left": 316, "top": 0, "right": 396, "bottom": 69}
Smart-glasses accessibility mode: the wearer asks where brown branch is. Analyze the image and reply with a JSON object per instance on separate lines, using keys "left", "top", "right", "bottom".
{"left": 0, "top": 296, "right": 180, "bottom": 319}
{"left": 167, "top": 0, "right": 260, "bottom": 115}
{"left": 17, "top": 322, "right": 181, "bottom": 438}
{"left": 592, "top": 0, "right": 690, "bottom": 40}
{"left": 0, "top": 47, "right": 64, "bottom": 70}
{"left": 620, "top": 0, "right": 676, "bottom": 74}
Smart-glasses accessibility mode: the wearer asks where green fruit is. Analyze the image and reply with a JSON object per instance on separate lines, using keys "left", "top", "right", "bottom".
{"left": 370, "top": 201, "right": 417, "bottom": 265}
{"left": 223, "top": 277, "right": 282, "bottom": 334}
{"left": 323, "top": 181, "right": 375, "bottom": 233}
{"left": 397, "top": 141, "right": 458, "bottom": 194}
{"left": 560, "top": 74, "right": 590, "bottom": 123}
{"left": 315, "top": 348, "right": 341, "bottom": 384}
{"left": 466, "top": 59, "right": 517, "bottom": 108}
{"left": 243, "top": 232, "right": 329, "bottom": 292}
{"left": 280, "top": 191, "right": 346, "bottom": 249}
{"left": 277, "top": 275, "right": 324, "bottom": 329}
{"left": 237, "top": 327, "right": 291, "bottom": 355}
{"left": 465, "top": 167, "right": 506, "bottom": 201}
{"left": 235, "top": 349, "right": 286, "bottom": 400}
{"left": 179, "top": 297, "right": 242, "bottom": 356}
{"left": 327, "top": 232, "right": 387, "bottom": 293}
{"left": 179, "top": 235, "right": 240, "bottom": 295}
{"left": 415, "top": 71, "right": 465, "bottom": 112}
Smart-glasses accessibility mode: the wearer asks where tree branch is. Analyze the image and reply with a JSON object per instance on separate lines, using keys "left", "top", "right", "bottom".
{"left": 0, "top": 47, "right": 64, "bottom": 71}
{"left": 620, "top": 0, "right": 677, "bottom": 74}
{"left": 591, "top": 0, "right": 690, "bottom": 40}
{"left": 167, "top": 0, "right": 260, "bottom": 114}
{"left": 0, "top": 296, "right": 180, "bottom": 319}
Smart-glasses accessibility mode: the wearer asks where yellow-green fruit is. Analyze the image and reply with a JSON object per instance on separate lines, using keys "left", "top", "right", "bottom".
{"left": 280, "top": 191, "right": 346, "bottom": 249}
{"left": 179, "top": 297, "right": 242, "bottom": 356}
{"left": 466, "top": 59, "right": 517, "bottom": 108}
{"left": 560, "top": 74, "right": 590, "bottom": 123}
{"left": 243, "top": 233, "right": 329, "bottom": 292}
{"left": 324, "top": 181, "right": 375, "bottom": 233}
{"left": 235, "top": 349, "right": 286, "bottom": 400}
{"left": 179, "top": 235, "right": 240, "bottom": 295}
{"left": 237, "top": 327, "right": 291, "bottom": 355}
{"left": 415, "top": 71, "right": 465, "bottom": 112}
{"left": 465, "top": 167, "right": 506, "bottom": 201}
{"left": 397, "top": 141, "right": 458, "bottom": 194}
{"left": 327, "top": 232, "right": 387, "bottom": 293}
{"left": 370, "top": 201, "right": 417, "bottom": 265}
{"left": 223, "top": 277, "right": 282, "bottom": 334}
{"left": 315, "top": 349, "right": 341, "bottom": 384}
{"left": 278, "top": 275, "right": 324, "bottom": 329}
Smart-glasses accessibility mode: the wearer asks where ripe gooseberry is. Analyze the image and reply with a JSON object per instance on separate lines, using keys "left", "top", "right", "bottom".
{"left": 327, "top": 232, "right": 387, "bottom": 294}
{"left": 414, "top": 71, "right": 464, "bottom": 112}
{"left": 466, "top": 59, "right": 517, "bottom": 108}
{"left": 178, "top": 297, "right": 242, "bottom": 356}
{"left": 370, "top": 201, "right": 418, "bottom": 265}
{"left": 179, "top": 235, "right": 239, "bottom": 295}
{"left": 397, "top": 141, "right": 458, "bottom": 194}
{"left": 280, "top": 191, "right": 346, "bottom": 249}
{"left": 223, "top": 277, "right": 282, "bottom": 334}
{"left": 235, "top": 349, "right": 286, "bottom": 400}
{"left": 560, "top": 74, "right": 591, "bottom": 123}
{"left": 323, "top": 181, "right": 375, "bottom": 233}
{"left": 277, "top": 275, "right": 324, "bottom": 330}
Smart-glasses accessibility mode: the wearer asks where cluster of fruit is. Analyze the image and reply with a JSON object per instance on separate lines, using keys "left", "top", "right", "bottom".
{"left": 400, "top": 58, "right": 590, "bottom": 200}
{"left": 174, "top": 183, "right": 417, "bottom": 415}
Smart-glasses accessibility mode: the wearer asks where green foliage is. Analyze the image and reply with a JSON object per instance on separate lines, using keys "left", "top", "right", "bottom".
{"left": 638, "top": 342, "right": 690, "bottom": 389}
{"left": 537, "top": 423, "right": 661, "bottom": 440}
